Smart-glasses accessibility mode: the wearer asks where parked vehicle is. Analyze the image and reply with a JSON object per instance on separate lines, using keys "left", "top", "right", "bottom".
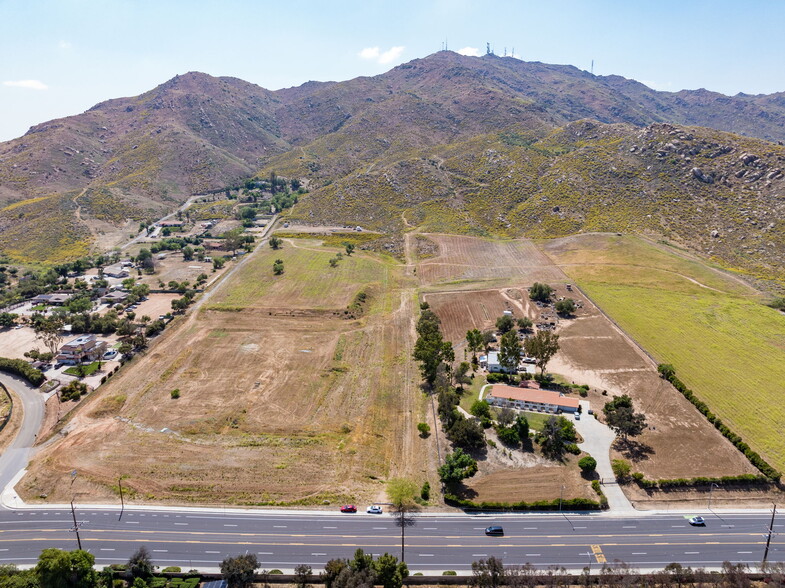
{"left": 340, "top": 505, "right": 357, "bottom": 513}
{"left": 367, "top": 505, "right": 383, "bottom": 514}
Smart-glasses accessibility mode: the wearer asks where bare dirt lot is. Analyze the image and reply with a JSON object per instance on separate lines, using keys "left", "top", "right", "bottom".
{"left": 21, "top": 244, "right": 436, "bottom": 507}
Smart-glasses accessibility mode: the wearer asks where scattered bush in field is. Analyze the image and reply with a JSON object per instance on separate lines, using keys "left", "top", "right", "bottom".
{"left": 420, "top": 481, "right": 430, "bottom": 501}
{"left": 170, "top": 389, "right": 180, "bottom": 399}
{"left": 612, "top": 459, "right": 632, "bottom": 482}
{"left": 555, "top": 298, "right": 576, "bottom": 315}
{"left": 579, "top": 456, "right": 597, "bottom": 474}
{"left": 416, "top": 422, "right": 430, "bottom": 437}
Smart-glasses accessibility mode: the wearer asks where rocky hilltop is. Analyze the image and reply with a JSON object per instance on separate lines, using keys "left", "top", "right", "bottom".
{"left": 1, "top": 51, "right": 784, "bottom": 279}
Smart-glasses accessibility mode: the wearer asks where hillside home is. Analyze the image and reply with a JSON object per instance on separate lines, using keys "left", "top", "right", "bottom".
{"left": 103, "top": 265, "right": 129, "bottom": 278}
{"left": 31, "top": 293, "right": 71, "bottom": 306}
{"left": 55, "top": 334, "right": 107, "bottom": 365}
{"left": 485, "top": 384, "right": 580, "bottom": 414}
{"left": 159, "top": 220, "right": 183, "bottom": 228}
{"left": 485, "top": 350, "right": 534, "bottom": 374}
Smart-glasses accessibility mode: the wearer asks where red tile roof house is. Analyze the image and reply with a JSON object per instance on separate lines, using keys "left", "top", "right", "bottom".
{"left": 485, "top": 384, "right": 580, "bottom": 414}
{"left": 55, "top": 334, "right": 107, "bottom": 365}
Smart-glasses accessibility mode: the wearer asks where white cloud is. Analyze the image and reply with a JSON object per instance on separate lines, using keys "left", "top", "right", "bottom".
{"left": 457, "top": 46, "right": 481, "bottom": 57}
{"left": 359, "top": 47, "right": 380, "bottom": 60}
{"left": 58, "top": 40, "right": 72, "bottom": 50}
{"left": 378, "top": 46, "right": 404, "bottom": 64}
{"left": 3, "top": 80, "right": 48, "bottom": 90}
{"left": 359, "top": 45, "right": 405, "bottom": 64}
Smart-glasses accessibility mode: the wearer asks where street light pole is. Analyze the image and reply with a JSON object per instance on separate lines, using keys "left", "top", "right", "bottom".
{"left": 763, "top": 504, "right": 777, "bottom": 565}
{"left": 708, "top": 483, "right": 719, "bottom": 510}
{"left": 118, "top": 477, "right": 125, "bottom": 520}
{"left": 70, "top": 500, "right": 82, "bottom": 550}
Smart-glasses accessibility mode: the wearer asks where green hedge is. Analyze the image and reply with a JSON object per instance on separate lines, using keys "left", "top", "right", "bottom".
{"left": 658, "top": 364, "right": 780, "bottom": 480}
{"left": 0, "top": 357, "right": 45, "bottom": 386}
{"left": 444, "top": 493, "right": 605, "bottom": 511}
{"left": 632, "top": 472, "right": 770, "bottom": 490}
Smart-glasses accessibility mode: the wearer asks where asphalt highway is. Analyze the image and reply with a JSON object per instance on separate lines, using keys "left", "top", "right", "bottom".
{"left": 0, "top": 507, "right": 782, "bottom": 572}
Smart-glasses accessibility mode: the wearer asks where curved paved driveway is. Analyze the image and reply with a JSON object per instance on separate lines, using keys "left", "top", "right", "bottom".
{"left": 0, "top": 372, "right": 45, "bottom": 495}
{"left": 574, "top": 401, "right": 635, "bottom": 512}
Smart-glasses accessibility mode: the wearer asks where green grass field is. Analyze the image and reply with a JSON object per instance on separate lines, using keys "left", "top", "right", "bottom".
{"left": 545, "top": 235, "right": 785, "bottom": 472}
{"left": 207, "top": 242, "right": 395, "bottom": 310}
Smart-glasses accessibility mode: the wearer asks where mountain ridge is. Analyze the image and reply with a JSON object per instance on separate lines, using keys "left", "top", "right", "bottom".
{"left": 1, "top": 51, "right": 784, "bottom": 280}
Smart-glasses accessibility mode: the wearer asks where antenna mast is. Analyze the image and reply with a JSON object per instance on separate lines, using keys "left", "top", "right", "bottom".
{"left": 591, "top": 59, "right": 594, "bottom": 75}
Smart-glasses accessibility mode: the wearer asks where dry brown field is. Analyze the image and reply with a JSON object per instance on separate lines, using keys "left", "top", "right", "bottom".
{"left": 21, "top": 242, "right": 437, "bottom": 507}
{"left": 422, "top": 289, "right": 527, "bottom": 343}
{"left": 416, "top": 234, "right": 565, "bottom": 287}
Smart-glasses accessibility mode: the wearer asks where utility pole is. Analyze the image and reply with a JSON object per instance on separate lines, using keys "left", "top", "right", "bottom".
{"left": 763, "top": 504, "right": 777, "bottom": 565}
{"left": 70, "top": 500, "right": 82, "bottom": 550}
{"left": 708, "top": 482, "right": 719, "bottom": 510}
{"left": 118, "top": 477, "right": 125, "bottom": 519}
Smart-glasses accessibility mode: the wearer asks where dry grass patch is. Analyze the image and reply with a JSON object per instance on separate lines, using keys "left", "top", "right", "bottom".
{"left": 20, "top": 245, "right": 434, "bottom": 506}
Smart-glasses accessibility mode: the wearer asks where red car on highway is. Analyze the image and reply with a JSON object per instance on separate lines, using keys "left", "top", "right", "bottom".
{"left": 340, "top": 505, "right": 357, "bottom": 513}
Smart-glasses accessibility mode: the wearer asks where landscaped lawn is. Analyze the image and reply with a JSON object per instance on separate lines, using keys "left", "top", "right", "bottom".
{"left": 64, "top": 362, "right": 100, "bottom": 377}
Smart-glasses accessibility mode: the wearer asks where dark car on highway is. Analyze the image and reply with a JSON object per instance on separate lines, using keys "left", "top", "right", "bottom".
{"left": 485, "top": 525, "right": 504, "bottom": 536}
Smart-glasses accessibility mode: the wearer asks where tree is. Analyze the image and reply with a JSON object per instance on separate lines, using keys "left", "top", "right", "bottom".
{"left": 514, "top": 414, "right": 529, "bottom": 441}
{"left": 657, "top": 363, "right": 676, "bottom": 380}
{"left": 446, "top": 414, "right": 485, "bottom": 449}
{"left": 498, "top": 330, "right": 521, "bottom": 373}
{"left": 497, "top": 407, "right": 515, "bottom": 427}
{"left": 523, "top": 330, "right": 560, "bottom": 375}
{"left": 273, "top": 259, "right": 284, "bottom": 275}
{"left": 181, "top": 246, "right": 194, "bottom": 261}
{"left": 555, "top": 298, "right": 576, "bottom": 316}
{"left": 35, "top": 548, "right": 98, "bottom": 588}
{"left": 212, "top": 257, "right": 225, "bottom": 270}
{"left": 539, "top": 416, "right": 565, "bottom": 460}
{"left": 386, "top": 478, "right": 419, "bottom": 563}
{"left": 416, "top": 422, "right": 430, "bottom": 437}
{"left": 294, "top": 564, "right": 313, "bottom": 588}
{"left": 60, "top": 380, "right": 88, "bottom": 402}
{"left": 413, "top": 310, "right": 454, "bottom": 388}
{"left": 438, "top": 448, "right": 478, "bottom": 485}
{"left": 470, "top": 400, "right": 491, "bottom": 420}
{"left": 221, "top": 554, "right": 259, "bottom": 588}
{"left": 344, "top": 243, "right": 355, "bottom": 256}
{"left": 128, "top": 546, "right": 154, "bottom": 580}
{"left": 455, "top": 361, "right": 472, "bottom": 389}
{"left": 329, "top": 257, "right": 339, "bottom": 268}
{"left": 528, "top": 282, "right": 553, "bottom": 303}
{"left": 466, "top": 328, "right": 483, "bottom": 363}
{"left": 495, "top": 315, "right": 515, "bottom": 334}
{"left": 496, "top": 426, "right": 520, "bottom": 446}
{"left": 223, "top": 228, "right": 245, "bottom": 255}
{"left": 34, "top": 316, "right": 65, "bottom": 358}
{"left": 0, "top": 312, "right": 18, "bottom": 328}
{"left": 516, "top": 317, "right": 533, "bottom": 331}
{"left": 269, "top": 236, "right": 282, "bottom": 250}
{"left": 603, "top": 394, "right": 647, "bottom": 441}
{"left": 471, "top": 557, "right": 506, "bottom": 588}
{"left": 578, "top": 456, "right": 597, "bottom": 474}
{"left": 372, "top": 554, "right": 408, "bottom": 588}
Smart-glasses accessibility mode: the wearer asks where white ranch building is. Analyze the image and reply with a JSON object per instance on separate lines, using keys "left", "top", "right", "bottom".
{"left": 485, "top": 384, "right": 580, "bottom": 414}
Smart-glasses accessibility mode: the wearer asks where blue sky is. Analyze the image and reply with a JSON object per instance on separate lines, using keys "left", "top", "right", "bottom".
{"left": 1, "top": 0, "right": 784, "bottom": 142}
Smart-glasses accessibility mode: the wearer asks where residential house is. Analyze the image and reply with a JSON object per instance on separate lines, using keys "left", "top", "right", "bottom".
{"left": 31, "top": 293, "right": 71, "bottom": 306}
{"left": 103, "top": 265, "right": 129, "bottom": 278}
{"left": 55, "top": 334, "right": 107, "bottom": 365}
{"left": 485, "top": 384, "right": 580, "bottom": 414}
{"left": 101, "top": 291, "right": 129, "bottom": 305}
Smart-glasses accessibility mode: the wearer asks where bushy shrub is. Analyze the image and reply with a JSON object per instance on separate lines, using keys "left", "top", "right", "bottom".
{"left": 579, "top": 456, "right": 597, "bottom": 473}
{"left": 170, "top": 389, "right": 180, "bottom": 399}
{"left": 443, "top": 571, "right": 457, "bottom": 575}
{"left": 0, "top": 357, "right": 44, "bottom": 386}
